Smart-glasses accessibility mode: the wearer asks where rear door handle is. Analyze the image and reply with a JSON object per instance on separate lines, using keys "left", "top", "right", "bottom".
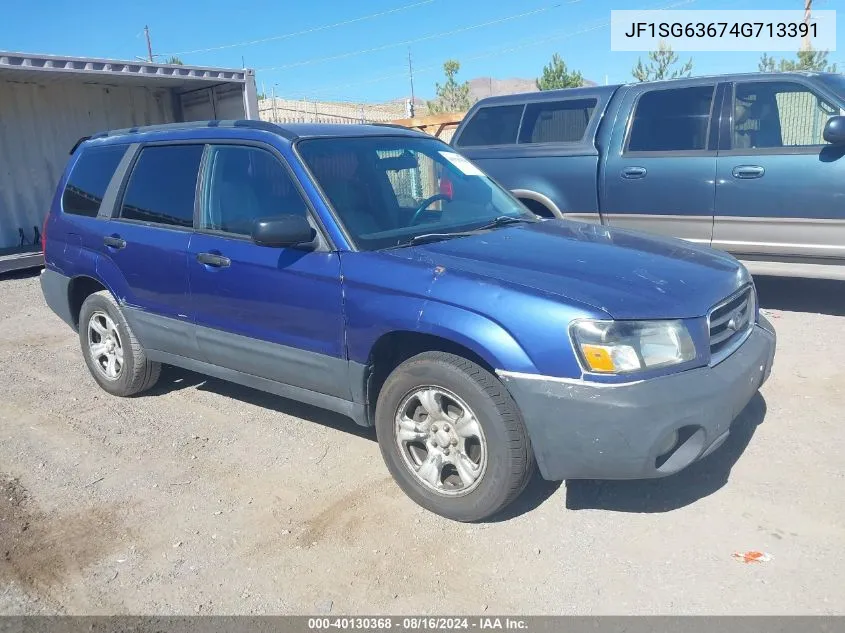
{"left": 197, "top": 252, "right": 231, "bottom": 268}
{"left": 732, "top": 165, "right": 765, "bottom": 179}
{"left": 103, "top": 235, "right": 126, "bottom": 249}
{"left": 621, "top": 166, "right": 647, "bottom": 179}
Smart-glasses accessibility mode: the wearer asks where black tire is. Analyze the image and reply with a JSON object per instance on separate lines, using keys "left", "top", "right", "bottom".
{"left": 78, "top": 290, "right": 161, "bottom": 397}
{"left": 375, "top": 351, "right": 534, "bottom": 522}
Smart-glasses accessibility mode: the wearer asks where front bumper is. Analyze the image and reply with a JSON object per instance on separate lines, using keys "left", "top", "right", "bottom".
{"left": 499, "top": 315, "right": 776, "bottom": 481}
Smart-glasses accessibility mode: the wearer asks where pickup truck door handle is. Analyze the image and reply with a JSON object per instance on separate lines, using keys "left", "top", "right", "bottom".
{"left": 732, "top": 165, "right": 765, "bottom": 179}
{"left": 197, "top": 252, "right": 231, "bottom": 268}
{"left": 103, "top": 235, "right": 126, "bottom": 249}
{"left": 621, "top": 166, "right": 647, "bottom": 179}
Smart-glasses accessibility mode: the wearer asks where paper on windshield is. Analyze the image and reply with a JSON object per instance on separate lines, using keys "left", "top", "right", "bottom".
{"left": 438, "top": 151, "right": 484, "bottom": 177}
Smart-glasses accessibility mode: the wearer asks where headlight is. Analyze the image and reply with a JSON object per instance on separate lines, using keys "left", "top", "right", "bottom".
{"left": 570, "top": 319, "right": 696, "bottom": 374}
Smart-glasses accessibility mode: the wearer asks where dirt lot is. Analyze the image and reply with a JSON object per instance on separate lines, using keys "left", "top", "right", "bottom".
{"left": 1, "top": 271, "right": 843, "bottom": 615}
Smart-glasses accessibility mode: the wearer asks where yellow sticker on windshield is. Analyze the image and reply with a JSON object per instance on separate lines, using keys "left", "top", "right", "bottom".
{"left": 439, "top": 151, "right": 484, "bottom": 177}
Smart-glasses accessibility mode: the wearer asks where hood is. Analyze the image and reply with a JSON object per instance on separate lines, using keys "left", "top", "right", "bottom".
{"left": 383, "top": 220, "right": 747, "bottom": 319}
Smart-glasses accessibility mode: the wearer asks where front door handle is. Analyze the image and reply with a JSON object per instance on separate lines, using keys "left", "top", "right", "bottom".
{"left": 621, "top": 166, "right": 647, "bottom": 179}
{"left": 103, "top": 235, "right": 126, "bottom": 249}
{"left": 197, "top": 252, "right": 231, "bottom": 268}
{"left": 732, "top": 165, "right": 765, "bottom": 179}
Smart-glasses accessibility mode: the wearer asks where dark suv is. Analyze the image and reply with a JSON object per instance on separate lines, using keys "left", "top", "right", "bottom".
{"left": 41, "top": 120, "right": 775, "bottom": 521}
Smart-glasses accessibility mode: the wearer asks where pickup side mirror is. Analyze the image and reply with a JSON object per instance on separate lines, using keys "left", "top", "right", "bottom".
{"left": 823, "top": 115, "right": 845, "bottom": 145}
{"left": 251, "top": 215, "right": 317, "bottom": 248}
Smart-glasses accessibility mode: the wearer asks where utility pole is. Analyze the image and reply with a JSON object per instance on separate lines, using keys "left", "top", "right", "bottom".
{"left": 271, "top": 85, "right": 278, "bottom": 122}
{"left": 802, "top": 0, "right": 812, "bottom": 51}
{"left": 407, "top": 49, "right": 415, "bottom": 117}
{"left": 144, "top": 25, "right": 154, "bottom": 62}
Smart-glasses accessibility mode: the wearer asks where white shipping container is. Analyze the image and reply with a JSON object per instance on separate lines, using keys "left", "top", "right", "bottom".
{"left": 0, "top": 51, "right": 259, "bottom": 272}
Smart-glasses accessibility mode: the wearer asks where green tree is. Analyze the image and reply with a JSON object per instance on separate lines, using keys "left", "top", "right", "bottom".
{"left": 632, "top": 41, "right": 693, "bottom": 82}
{"left": 427, "top": 60, "right": 474, "bottom": 113}
{"left": 165, "top": 56, "right": 184, "bottom": 65}
{"left": 758, "top": 48, "right": 837, "bottom": 72}
{"left": 536, "top": 53, "right": 584, "bottom": 91}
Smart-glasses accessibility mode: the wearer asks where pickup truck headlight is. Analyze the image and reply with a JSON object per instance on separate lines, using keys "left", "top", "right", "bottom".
{"left": 570, "top": 319, "right": 696, "bottom": 374}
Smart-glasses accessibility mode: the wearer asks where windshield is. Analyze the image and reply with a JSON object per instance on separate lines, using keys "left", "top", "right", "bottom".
{"left": 297, "top": 135, "right": 535, "bottom": 250}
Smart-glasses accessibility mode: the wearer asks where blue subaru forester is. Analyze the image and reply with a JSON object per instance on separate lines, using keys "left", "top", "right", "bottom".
{"left": 41, "top": 120, "right": 776, "bottom": 521}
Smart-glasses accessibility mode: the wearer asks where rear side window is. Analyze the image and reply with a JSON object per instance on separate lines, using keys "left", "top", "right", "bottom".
{"left": 120, "top": 145, "right": 204, "bottom": 227}
{"left": 627, "top": 86, "right": 715, "bottom": 152}
{"left": 456, "top": 105, "right": 524, "bottom": 147}
{"left": 518, "top": 98, "right": 597, "bottom": 144}
{"left": 62, "top": 146, "right": 126, "bottom": 217}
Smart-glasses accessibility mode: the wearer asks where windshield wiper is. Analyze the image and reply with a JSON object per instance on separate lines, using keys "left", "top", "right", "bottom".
{"left": 473, "top": 215, "right": 535, "bottom": 231}
{"left": 405, "top": 217, "right": 533, "bottom": 247}
{"left": 407, "top": 231, "right": 477, "bottom": 246}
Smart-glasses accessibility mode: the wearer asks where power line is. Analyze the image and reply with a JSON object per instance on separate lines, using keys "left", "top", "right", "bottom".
{"left": 302, "top": 0, "right": 695, "bottom": 99}
{"left": 256, "top": 2, "right": 578, "bottom": 72}
{"left": 163, "top": 0, "right": 436, "bottom": 56}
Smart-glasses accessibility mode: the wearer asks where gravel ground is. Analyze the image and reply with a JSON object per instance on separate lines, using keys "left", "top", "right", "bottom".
{"left": 1, "top": 271, "right": 843, "bottom": 615}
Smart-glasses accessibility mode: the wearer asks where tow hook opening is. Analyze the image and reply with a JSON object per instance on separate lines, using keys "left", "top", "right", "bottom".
{"left": 655, "top": 425, "right": 704, "bottom": 473}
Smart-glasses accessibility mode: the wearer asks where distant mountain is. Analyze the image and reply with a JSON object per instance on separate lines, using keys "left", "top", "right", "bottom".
{"left": 468, "top": 76, "right": 598, "bottom": 101}
{"left": 468, "top": 77, "right": 538, "bottom": 100}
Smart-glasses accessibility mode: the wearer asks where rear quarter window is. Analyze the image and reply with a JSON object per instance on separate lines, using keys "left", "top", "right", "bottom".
{"left": 456, "top": 105, "right": 524, "bottom": 147}
{"left": 62, "top": 146, "right": 127, "bottom": 217}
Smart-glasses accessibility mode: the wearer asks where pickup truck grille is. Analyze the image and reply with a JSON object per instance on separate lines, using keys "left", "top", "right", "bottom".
{"left": 708, "top": 286, "right": 755, "bottom": 364}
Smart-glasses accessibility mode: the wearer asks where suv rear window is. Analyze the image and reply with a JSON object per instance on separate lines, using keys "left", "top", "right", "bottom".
{"left": 120, "top": 145, "right": 204, "bottom": 227}
{"left": 518, "top": 98, "right": 597, "bottom": 144}
{"left": 62, "top": 146, "right": 126, "bottom": 217}
{"left": 456, "top": 105, "right": 524, "bottom": 147}
{"left": 627, "top": 86, "right": 714, "bottom": 152}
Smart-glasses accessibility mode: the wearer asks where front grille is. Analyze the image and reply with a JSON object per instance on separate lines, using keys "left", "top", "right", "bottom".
{"left": 708, "top": 286, "right": 755, "bottom": 364}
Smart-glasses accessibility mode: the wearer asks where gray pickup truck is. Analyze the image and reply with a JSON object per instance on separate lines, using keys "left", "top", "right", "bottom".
{"left": 452, "top": 72, "right": 845, "bottom": 280}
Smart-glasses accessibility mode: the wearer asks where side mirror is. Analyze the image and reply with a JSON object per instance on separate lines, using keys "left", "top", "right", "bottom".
{"left": 251, "top": 215, "right": 316, "bottom": 248}
{"left": 823, "top": 115, "right": 845, "bottom": 145}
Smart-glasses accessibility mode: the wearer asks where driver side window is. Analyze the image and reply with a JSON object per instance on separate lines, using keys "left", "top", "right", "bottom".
{"left": 201, "top": 145, "right": 308, "bottom": 236}
{"left": 733, "top": 81, "right": 838, "bottom": 149}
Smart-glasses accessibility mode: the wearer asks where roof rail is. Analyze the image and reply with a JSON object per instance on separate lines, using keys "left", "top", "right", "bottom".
{"left": 89, "top": 119, "right": 297, "bottom": 141}
{"left": 69, "top": 136, "right": 91, "bottom": 155}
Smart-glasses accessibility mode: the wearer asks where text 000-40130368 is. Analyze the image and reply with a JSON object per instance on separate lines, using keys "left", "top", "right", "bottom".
{"left": 610, "top": 9, "right": 837, "bottom": 52}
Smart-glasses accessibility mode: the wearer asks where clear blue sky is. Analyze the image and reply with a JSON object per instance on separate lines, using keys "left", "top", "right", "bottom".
{"left": 1, "top": 0, "right": 840, "bottom": 103}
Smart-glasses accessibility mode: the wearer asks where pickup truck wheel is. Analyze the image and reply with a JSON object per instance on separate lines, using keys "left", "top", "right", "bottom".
{"left": 78, "top": 291, "right": 160, "bottom": 397}
{"left": 375, "top": 351, "right": 534, "bottom": 522}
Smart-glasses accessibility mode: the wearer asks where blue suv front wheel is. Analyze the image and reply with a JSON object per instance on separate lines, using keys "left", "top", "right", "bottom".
{"left": 375, "top": 351, "right": 535, "bottom": 522}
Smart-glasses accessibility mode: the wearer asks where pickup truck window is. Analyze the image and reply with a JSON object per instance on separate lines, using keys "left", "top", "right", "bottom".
{"left": 733, "top": 81, "right": 838, "bottom": 149}
{"left": 518, "top": 98, "right": 597, "bottom": 144}
{"left": 200, "top": 145, "right": 308, "bottom": 236}
{"left": 298, "top": 136, "right": 532, "bottom": 250}
{"left": 62, "top": 146, "right": 126, "bottom": 217}
{"left": 818, "top": 74, "right": 845, "bottom": 102}
{"left": 120, "top": 145, "right": 204, "bottom": 228}
{"left": 627, "top": 86, "right": 714, "bottom": 153}
{"left": 455, "top": 105, "right": 524, "bottom": 147}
